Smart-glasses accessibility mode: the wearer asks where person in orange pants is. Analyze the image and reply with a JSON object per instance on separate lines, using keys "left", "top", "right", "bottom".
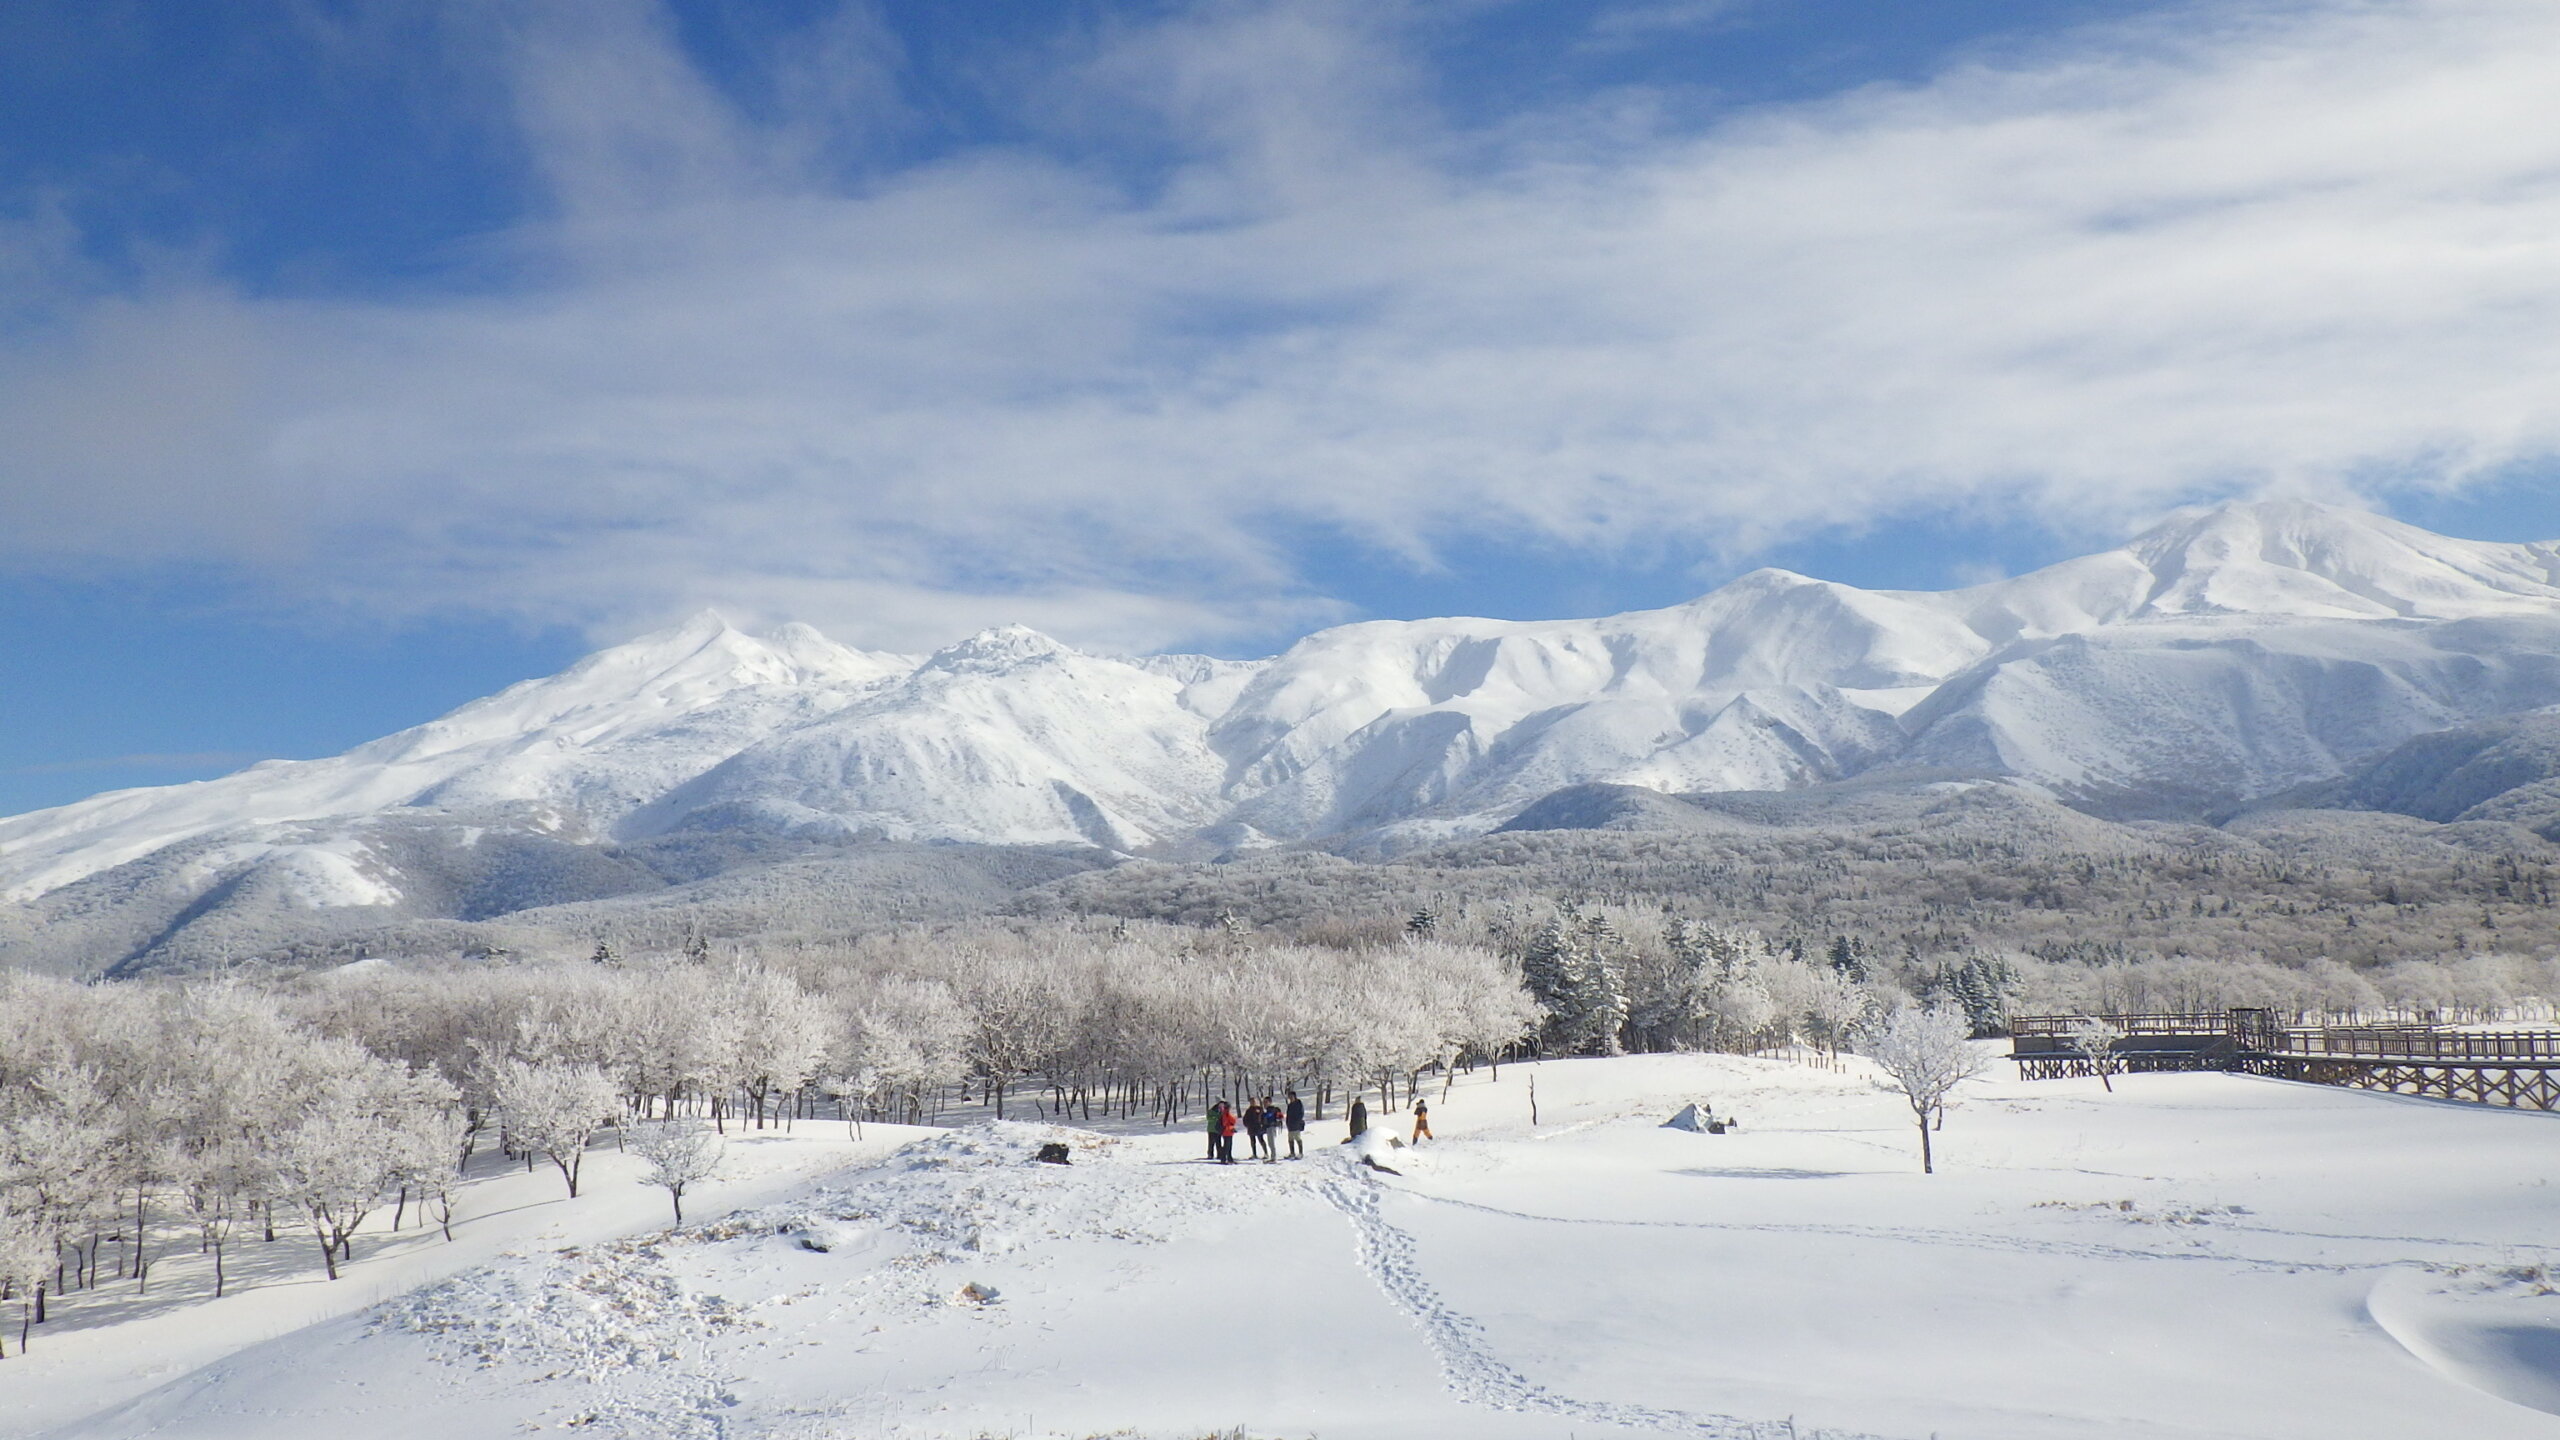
{"left": 1411, "top": 1096, "right": 1433, "bottom": 1142}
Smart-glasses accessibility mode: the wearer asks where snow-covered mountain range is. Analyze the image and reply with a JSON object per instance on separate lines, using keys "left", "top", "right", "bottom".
{"left": 9, "top": 499, "right": 2560, "bottom": 937}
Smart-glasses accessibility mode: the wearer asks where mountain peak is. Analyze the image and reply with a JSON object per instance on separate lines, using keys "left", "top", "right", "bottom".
{"left": 587, "top": 609, "right": 744, "bottom": 667}
{"left": 923, "top": 624, "right": 1078, "bottom": 674}
{"left": 2122, "top": 498, "right": 2560, "bottom": 620}
{"left": 2133, "top": 497, "right": 2397, "bottom": 558}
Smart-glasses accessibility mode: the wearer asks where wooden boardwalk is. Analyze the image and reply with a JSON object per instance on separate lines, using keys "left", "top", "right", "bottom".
{"left": 2007, "top": 1010, "right": 2560, "bottom": 1112}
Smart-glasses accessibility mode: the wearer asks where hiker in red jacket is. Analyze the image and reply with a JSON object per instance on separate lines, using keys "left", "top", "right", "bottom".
{"left": 1216, "top": 1100, "right": 1240, "bottom": 1163}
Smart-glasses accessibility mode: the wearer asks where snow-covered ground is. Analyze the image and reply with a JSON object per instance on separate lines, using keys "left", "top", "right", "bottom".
{"left": 17, "top": 1050, "right": 2560, "bottom": 1440}
{"left": 0, "top": 1118, "right": 910, "bottom": 1438}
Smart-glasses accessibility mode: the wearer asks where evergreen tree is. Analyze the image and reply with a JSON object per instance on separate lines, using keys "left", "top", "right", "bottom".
{"left": 1949, "top": 952, "right": 2019, "bottom": 1037}
{"left": 1516, "top": 905, "right": 1628, "bottom": 1056}
{"left": 1826, "top": 933, "right": 1867, "bottom": 982}
{"left": 1562, "top": 912, "right": 1631, "bottom": 1056}
{"left": 1520, "top": 908, "right": 1579, "bottom": 1043}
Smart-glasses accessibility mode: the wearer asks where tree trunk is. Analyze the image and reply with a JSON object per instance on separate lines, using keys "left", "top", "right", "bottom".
{"left": 133, "top": 1189, "right": 150, "bottom": 1294}
{"left": 1917, "top": 1112, "right": 1935, "bottom": 1174}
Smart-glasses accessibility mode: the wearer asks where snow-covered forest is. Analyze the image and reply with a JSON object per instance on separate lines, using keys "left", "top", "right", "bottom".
{"left": 45, "top": 775, "right": 2556, "bottom": 988}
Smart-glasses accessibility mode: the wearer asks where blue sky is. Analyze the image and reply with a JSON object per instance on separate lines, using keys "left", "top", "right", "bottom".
{"left": 5, "top": 0, "right": 2560, "bottom": 814}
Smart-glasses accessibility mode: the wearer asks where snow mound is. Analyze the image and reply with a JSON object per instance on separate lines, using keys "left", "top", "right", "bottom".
{"left": 387, "top": 1235, "right": 756, "bottom": 1378}
{"left": 2368, "top": 1267, "right": 2560, "bottom": 1418}
{"left": 1664, "top": 1102, "right": 1715, "bottom": 1132}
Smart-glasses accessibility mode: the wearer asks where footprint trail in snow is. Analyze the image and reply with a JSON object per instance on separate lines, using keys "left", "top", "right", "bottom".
{"left": 1322, "top": 1169, "right": 1899, "bottom": 1440}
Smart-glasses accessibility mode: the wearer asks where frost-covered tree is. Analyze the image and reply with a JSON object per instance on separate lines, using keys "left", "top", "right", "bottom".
{"left": 1858, "top": 1005, "right": 1988, "bottom": 1174}
{"left": 272, "top": 1035, "right": 456, "bottom": 1279}
{"left": 0, "top": 1195, "right": 50, "bottom": 1358}
{"left": 492, "top": 1060, "right": 619, "bottom": 1199}
{"left": 631, "top": 1121, "right": 722, "bottom": 1224}
{"left": 949, "top": 949, "right": 1072, "bottom": 1119}
{"left": 720, "top": 968, "right": 836, "bottom": 1129}
{"left": 835, "top": 978, "right": 971, "bottom": 1124}
{"left": 2067, "top": 1016, "right": 2129, "bottom": 1093}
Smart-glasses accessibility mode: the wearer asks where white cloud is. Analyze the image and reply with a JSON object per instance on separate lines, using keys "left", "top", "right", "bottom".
{"left": 3, "top": 0, "right": 2558, "bottom": 653}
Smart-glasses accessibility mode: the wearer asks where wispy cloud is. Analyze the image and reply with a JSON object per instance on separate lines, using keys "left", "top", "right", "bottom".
{"left": 2, "top": 0, "right": 2557, "bottom": 653}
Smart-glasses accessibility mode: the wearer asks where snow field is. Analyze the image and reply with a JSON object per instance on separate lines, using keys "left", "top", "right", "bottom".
{"left": 27, "top": 1050, "right": 2560, "bottom": 1440}
{"left": 0, "top": 1119, "right": 912, "bottom": 1437}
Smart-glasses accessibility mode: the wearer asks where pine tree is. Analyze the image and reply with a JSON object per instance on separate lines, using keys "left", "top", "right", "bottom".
{"left": 1826, "top": 933, "right": 1867, "bottom": 982}
{"left": 1949, "top": 952, "right": 2018, "bottom": 1037}
{"left": 1553, "top": 912, "right": 1630, "bottom": 1056}
{"left": 1520, "top": 909, "right": 1579, "bottom": 1043}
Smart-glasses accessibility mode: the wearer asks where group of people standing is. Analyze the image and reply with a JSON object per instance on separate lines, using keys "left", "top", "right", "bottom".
{"left": 1208, "top": 1090, "right": 1306, "bottom": 1162}
{"left": 1206, "top": 1089, "right": 1432, "bottom": 1163}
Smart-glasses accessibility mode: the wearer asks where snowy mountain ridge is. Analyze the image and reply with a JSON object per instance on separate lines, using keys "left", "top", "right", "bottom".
{"left": 10, "top": 499, "right": 2560, "bottom": 913}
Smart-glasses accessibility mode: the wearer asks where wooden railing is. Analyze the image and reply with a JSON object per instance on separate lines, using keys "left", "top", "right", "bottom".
{"left": 2008, "top": 1013, "right": 2234, "bottom": 1037}
{"left": 2276, "top": 1028, "right": 2560, "bottom": 1063}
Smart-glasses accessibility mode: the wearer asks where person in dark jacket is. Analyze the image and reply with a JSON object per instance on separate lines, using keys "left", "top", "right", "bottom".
{"left": 1284, "top": 1088, "right": 1306, "bottom": 1159}
{"left": 1411, "top": 1096, "right": 1433, "bottom": 1143}
{"left": 1243, "top": 1099, "right": 1269, "bottom": 1161}
{"left": 1207, "top": 1101, "right": 1225, "bottom": 1161}
{"left": 1347, "top": 1096, "right": 1368, "bottom": 1142}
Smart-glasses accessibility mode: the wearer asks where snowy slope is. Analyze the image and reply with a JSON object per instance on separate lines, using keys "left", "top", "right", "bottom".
{"left": 629, "top": 626, "right": 1236, "bottom": 851}
{"left": 1211, "top": 499, "right": 2560, "bottom": 838}
{"left": 9, "top": 500, "right": 2560, "bottom": 924}
{"left": 0, "top": 615, "right": 912, "bottom": 903}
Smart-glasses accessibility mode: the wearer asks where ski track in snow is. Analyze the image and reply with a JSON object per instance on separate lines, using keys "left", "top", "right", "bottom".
{"left": 1321, "top": 1170, "right": 1898, "bottom": 1440}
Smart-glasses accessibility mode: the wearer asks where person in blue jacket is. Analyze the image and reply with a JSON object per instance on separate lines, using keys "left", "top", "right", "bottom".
{"left": 1284, "top": 1088, "right": 1307, "bottom": 1159}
